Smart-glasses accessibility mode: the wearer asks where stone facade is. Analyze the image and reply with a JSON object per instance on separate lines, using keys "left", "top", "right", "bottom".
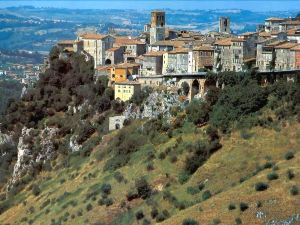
{"left": 150, "top": 10, "right": 166, "bottom": 44}
{"left": 78, "top": 33, "right": 115, "bottom": 68}
{"left": 109, "top": 116, "right": 126, "bottom": 131}
{"left": 140, "top": 51, "right": 163, "bottom": 76}
{"left": 163, "top": 49, "right": 189, "bottom": 74}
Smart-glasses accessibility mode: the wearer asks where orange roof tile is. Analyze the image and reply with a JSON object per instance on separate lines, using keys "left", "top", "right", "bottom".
{"left": 290, "top": 44, "right": 300, "bottom": 51}
{"left": 168, "top": 48, "right": 189, "bottom": 54}
{"left": 143, "top": 51, "right": 165, "bottom": 57}
{"left": 115, "top": 37, "right": 145, "bottom": 45}
{"left": 275, "top": 42, "right": 298, "bottom": 49}
{"left": 193, "top": 46, "right": 214, "bottom": 51}
{"left": 259, "top": 31, "right": 272, "bottom": 38}
{"left": 113, "top": 63, "right": 141, "bottom": 69}
{"left": 58, "top": 40, "right": 74, "bottom": 45}
{"left": 80, "top": 33, "right": 108, "bottom": 40}
{"left": 265, "top": 17, "right": 285, "bottom": 22}
{"left": 215, "top": 38, "right": 232, "bottom": 46}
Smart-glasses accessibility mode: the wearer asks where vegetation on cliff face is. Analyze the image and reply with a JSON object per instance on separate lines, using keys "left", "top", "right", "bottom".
{"left": 0, "top": 49, "right": 300, "bottom": 224}
{"left": 0, "top": 78, "right": 23, "bottom": 116}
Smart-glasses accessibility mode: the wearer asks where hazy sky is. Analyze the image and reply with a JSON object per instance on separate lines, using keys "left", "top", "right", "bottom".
{"left": 0, "top": 0, "right": 299, "bottom": 11}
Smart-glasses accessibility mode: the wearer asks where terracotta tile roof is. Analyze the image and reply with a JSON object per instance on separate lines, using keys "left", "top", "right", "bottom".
{"left": 115, "top": 36, "right": 145, "bottom": 45}
{"left": 114, "top": 63, "right": 141, "bottom": 69}
{"left": 143, "top": 51, "right": 165, "bottom": 57}
{"left": 168, "top": 48, "right": 189, "bottom": 54}
{"left": 275, "top": 42, "right": 298, "bottom": 49}
{"left": 265, "top": 40, "right": 287, "bottom": 47}
{"left": 151, "top": 40, "right": 185, "bottom": 48}
{"left": 79, "top": 33, "right": 108, "bottom": 40}
{"left": 270, "top": 30, "right": 286, "bottom": 35}
{"left": 96, "top": 65, "right": 112, "bottom": 71}
{"left": 215, "top": 38, "right": 232, "bottom": 46}
{"left": 107, "top": 47, "right": 121, "bottom": 52}
{"left": 231, "top": 38, "right": 245, "bottom": 42}
{"left": 265, "top": 17, "right": 285, "bottom": 22}
{"left": 259, "top": 31, "right": 272, "bottom": 38}
{"left": 280, "top": 20, "right": 300, "bottom": 25}
{"left": 287, "top": 28, "right": 300, "bottom": 36}
{"left": 239, "top": 32, "right": 257, "bottom": 36}
{"left": 290, "top": 44, "right": 300, "bottom": 51}
{"left": 58, "top": 40, "right": 74, "bottom": 45}
{"left": 193, "top": 46, "right": 214, "bottom": 51}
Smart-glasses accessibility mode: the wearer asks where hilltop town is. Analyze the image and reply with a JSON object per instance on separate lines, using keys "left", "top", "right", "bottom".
{"left": 57, "top": 11, "right": 300, "bottom": 102}
{"left": 1, "top": 9, "right": 300, "bottom": 225}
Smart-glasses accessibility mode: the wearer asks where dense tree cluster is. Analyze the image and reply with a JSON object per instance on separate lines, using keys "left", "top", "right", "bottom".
{"left": 0, "top": 47, "right": 112, "bottom": 136}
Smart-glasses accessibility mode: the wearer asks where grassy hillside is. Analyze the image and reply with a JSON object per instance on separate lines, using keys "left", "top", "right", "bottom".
{"left": 0, "top": 121, "right": 299, "bottom": 225}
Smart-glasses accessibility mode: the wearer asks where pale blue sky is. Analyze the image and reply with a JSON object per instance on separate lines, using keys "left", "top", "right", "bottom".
{"left": 0, "top": 0, "right": 300, "bottom": 12}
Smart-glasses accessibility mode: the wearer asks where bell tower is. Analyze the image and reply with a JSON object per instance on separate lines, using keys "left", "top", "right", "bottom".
{"left": 219, "top": 17, "right": 231, "bottom": 33}
{"left": 150, "top": 10, "right": 166, "bottom": 44}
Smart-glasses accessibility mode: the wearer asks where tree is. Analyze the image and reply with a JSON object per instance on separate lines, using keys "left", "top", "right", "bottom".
{"left": 186, "top": 99, "right": 210, "bottom": 125}
{"left": 210, "top": 80, "right": 268, "bottom": 132}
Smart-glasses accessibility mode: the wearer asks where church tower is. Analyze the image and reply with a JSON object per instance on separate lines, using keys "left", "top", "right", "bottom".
{"left": 219, "top": 17, "right": 231, "bottom": 33}
{"left": 150, "top": 10, "right": 166, "bottom": 44}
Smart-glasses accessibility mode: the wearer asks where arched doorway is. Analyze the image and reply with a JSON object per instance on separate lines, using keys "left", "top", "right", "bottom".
{"left": 115, "top": 123, "right": 120, "bottom": 130}
{"left": 105, "top": 59, "right": 112, "bottom": 65}
{"left": 191, "top": 79, "right": 200, "bottom": 99}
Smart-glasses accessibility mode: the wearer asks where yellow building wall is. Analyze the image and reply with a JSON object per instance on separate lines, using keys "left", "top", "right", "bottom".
{"left": 115, "top": 84, "right": 136, "bottom": 101}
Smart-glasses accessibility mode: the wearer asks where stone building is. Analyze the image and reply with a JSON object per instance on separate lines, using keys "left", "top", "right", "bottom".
{"left": 264, "top": 17, "right": 285, "bottom": 32}
{"left": 214, "top": 33, "right": 258, "bottom": 72}
{"left": 109, "top": 63, "right": 140, "bottom": 85}
{"left": 256, "top": 39, "right": 284, "bottom": 72}
{"left": 114, "top": 81, "right": 141, "bottom": 102}
{"left": 188, "top": 46, "right": 214, "bottom": 73}
{"left": 150, "top": 10, "right": 166, "bottom": 44}
{"left": 109, "top": 116, "right": 126, "bottom": 131}
{"left": 287, "top": 28, "right": 300, "bottom": 43}
{"left": 140, "top": 51, "right": 164, "bottom": 76}
{"left": 219, "top": 17, "right": 230, "bottom": 33}
{"left": 78, "top": 33, "right": 115, "bottom": 68}
{"left": 214, "top": 38, "right": 232, "bottom": 72}
{"left": 114, "top": 37, "right": 146, "bottom": 62}
{"left": 163, "top": 48, "right": 189, "bottom": 74}
{"left": 275, "top": 42, "right": 298, "bottom": 71}
{"left": 105, "top": 46, "right": 125, "bottom": 65}
{"left": 290, "top": 44, "right": 300, "bottom": 69}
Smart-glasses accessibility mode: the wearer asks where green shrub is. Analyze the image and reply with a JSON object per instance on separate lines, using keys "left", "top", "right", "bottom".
{"left": 256, "top": 201, "right": 262, "bottom": 208}
{"left": 86, "top": 203, "right": 93, "bottom": 211}
{"left": 210, "top": 218, "right": 221, "bottom": 225}
{"left": 255, "top": 182, "right": 269, "bottom": 191}
{"left": 135, "top": 210, "right": 144, "bottom": 220}
{"left": 182, "top": 218, "right": 199, "bottom": 225}
{"left": 113, "top": 171, "right": 124, "bottom": 183}
{"left": 158, "top": 152, "right": 166, "bottom": 160}
{"left": 228, "top": 203, "right": 236, "bottom": 210}
{"left": 267, "top": 172, "right": 279, "bottom": 181}
{"left": 135, "top": 177, "right": 152, "bottom": 199}
{"left": 32, "top": 184, "right": 41, "bottom": 196}
{"left": 202, "top": 190, "right": 212, "bottom": 201}
{"left": 285, "top": 151, "right": 294, "bottom": 160}
{"left": 290, "top": 186, "right": 299, "bottom": 196}
{"left": 151, "top": 208, "right": 159, "bottom": 219}
{"left": 263, "top": 161, "right": 274, "bottom": 169}
{"left": 239, "top": 202, "right": 248, "bottom": 212}
{"left": 101, "top": 183, "right": 111, "bottom": 195}
{"left": 287, "top": 169, "right": 295, "bottom": 180}
{"left": 146, "top": 162, "right": 154, "bottom": 171}
{"left": 187, "top": 186, "right": 200, "bottom": 195}
{"left": 235, "top": 217, "right": 242, "bottom": 225}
